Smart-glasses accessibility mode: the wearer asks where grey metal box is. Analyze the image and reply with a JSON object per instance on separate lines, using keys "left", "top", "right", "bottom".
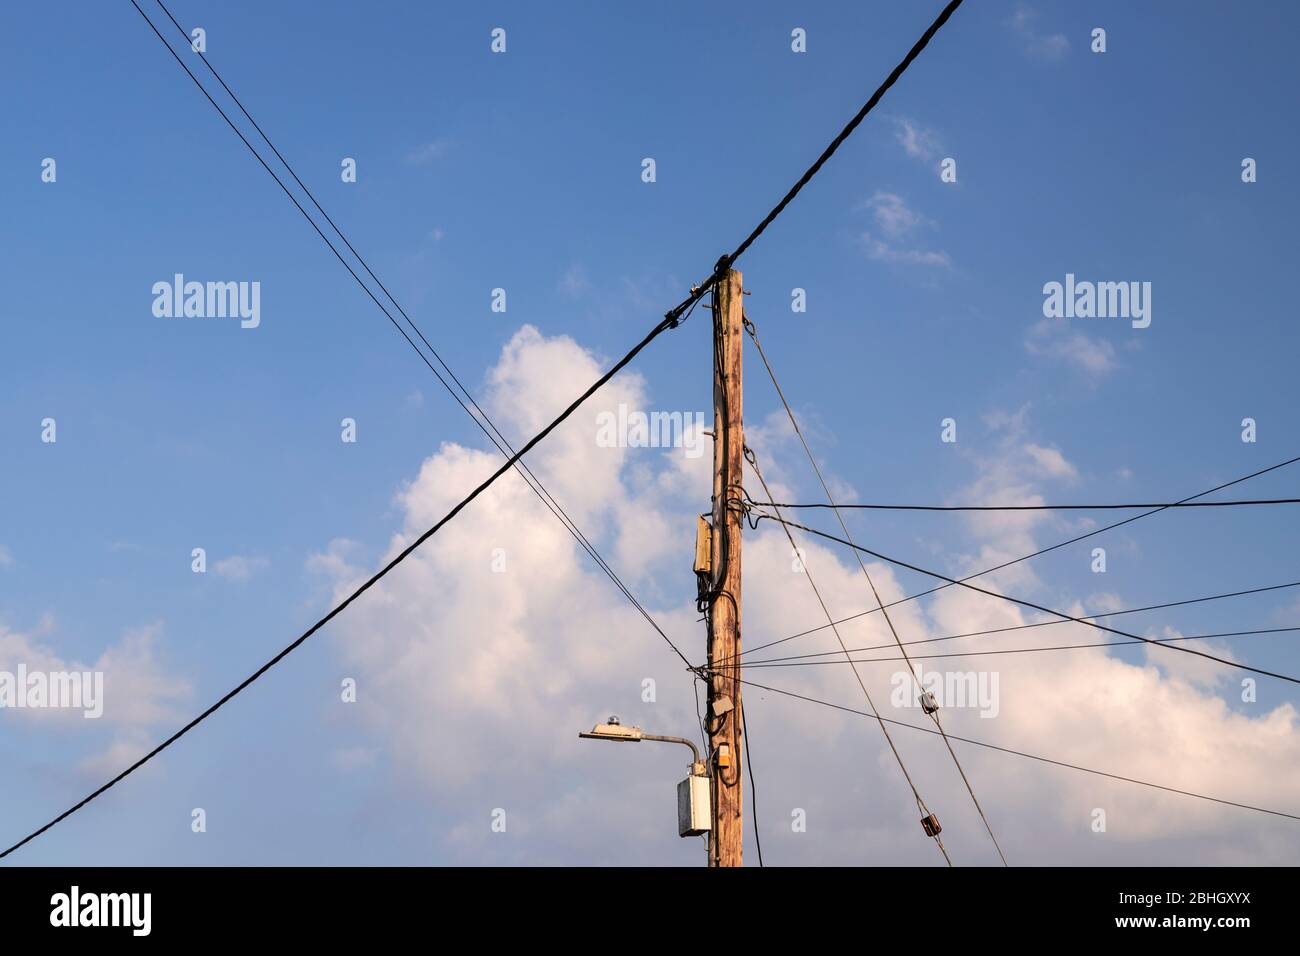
{"left": 677, "top": 775, "right": 711, "bottom": 837}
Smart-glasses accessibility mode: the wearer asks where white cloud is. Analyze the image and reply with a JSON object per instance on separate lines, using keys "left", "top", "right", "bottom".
{"left": 0, "top": 544, "right": 12, "bottom": 569}
{"left": 0, "top": 621, "right": 192, "bottom": 775}
{"left": 307, "top": 328, "right": 1300, "bottom": 864}
{"left": 1008, "top": 4, "right": 1069, "bottom": 61}
{"left": 863, "top": 235, "right": 952, "bottom": 268}
{"left": 865, "top": 191, "right": 925, "bottom": 238}
{"left": 893, "top": 117, "right": 941, "bottom": 161}
{"left": 406, "top": 139, "right": 451, "bottom": 165}
{"left": 307, "top": 538, "right": 363, "bottom": 581}
{"left": 213, "top": 555, "right": 270, "bottom": 582}
{"left": 1142, "top": 627, "right": 1239, "bottom": 689}
{"left": 1024, "top": 443, "right": 1078, "bottom": 480}
{"left": 861, "top": 193, "right": 950, "bottom": 269}
{"left": 1026, "top": 318, "right": 1117, "bottom": 376}
{"left": 558, "top": 264, "right": 590, "bottom": 297}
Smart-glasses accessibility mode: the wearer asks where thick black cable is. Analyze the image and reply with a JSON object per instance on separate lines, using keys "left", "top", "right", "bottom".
{"left": 729, "top": 454, "right": 1300, "bottom": 663}
{"left": 748, "top": 579, "right": 1300, "bottom": 666}
{"left": 721, "top": 0, "right": 965, "bottom": 269}
{"left": 0, "top": 309, "right": 682, "bottom": 860}
{"left": 737, "top": 677, "right": 1300, "bottom": 824}
{"left": 73, "top": 0, "right": 976, "bottom": 865}
{"left": 756, "top": 513, "right": 1300, "bottom": 687}
{"left": 138, "top": 0, "right": 690, "bottom": 670}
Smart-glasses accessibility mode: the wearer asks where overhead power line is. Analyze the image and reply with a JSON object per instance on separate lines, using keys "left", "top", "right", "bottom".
{"left": 737, "top": 676, "right": 1300, "bottom": 824}
{"left": 743, "top": 318, "right": 1007, "bottom": 865}
{"left": 729, "top": 454, "right": 1300, "bottom": 663}
{"left": 746, "top": 497, "right": 1300, "bottom": 513}
{"left": 13, "top": 0, "right": 968, "bottom": 864}
{"left": 721, "top": 0, "right": 965, "bottom": 269}
{"left": 742, "top": 625, "right": 1300, "bottom": 669}
{"left": 747, "top": 579, "right": 1300, "bottom": 665}
{"left": 1, "top": 306, "right": 685, "bottom": 860}
{"left": 136, "top": 0, "right": 691, "bottom": 670}
{"left": 741, "top": 448, "right": 953, "bottom": 865}
{"left": 754, "top": 512, "right": 1300, "bottom": 687}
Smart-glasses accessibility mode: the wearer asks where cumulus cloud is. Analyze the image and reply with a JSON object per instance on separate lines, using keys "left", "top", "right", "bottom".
{"left": 0, "top": 621, "right": 192, "bottom": 775}
{"left": 307, "top": 328, "right": 1300, "bottom": 864}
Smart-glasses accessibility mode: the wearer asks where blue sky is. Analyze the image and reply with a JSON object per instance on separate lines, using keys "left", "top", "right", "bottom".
{"left": 2, "top": 0, "right": 1299, "bottom": 866}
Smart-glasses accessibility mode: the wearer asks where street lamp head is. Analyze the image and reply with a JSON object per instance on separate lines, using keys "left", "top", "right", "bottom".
{"left": 579, "top": 719, "right": 644, "bottom": 742}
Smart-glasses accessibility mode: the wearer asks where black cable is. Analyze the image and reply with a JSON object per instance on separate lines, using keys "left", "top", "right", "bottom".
{"left": 737, "top": 677, "right": 1300, "bottom": 824}
{"left": 744, "top": 316, "right": 1008, "bottom": 865}
{"left": 745, "top": 448, "right": 953, "bottom": 865}
{"left": 741, "top": 701, "right": 764, "bottom": 867}
{"left": 138, "top": 0, "right": 691, "bottom": 671}
{"left": 742, "top": 626, "right": 1300, "bottom": 668}
{"left": 721, "top": 0, "right": 965, "bottom": 269}
{"left": 755, "top": 512, "right": 1300, "bottom": 687}
{"left": 85, "top": 0, "right": 975, "bottom": 866}
{"left": 0, "top": 306, "right": 683, "bottom": 860}
{"left": 747, "top": 497, "right": 1300, "bottom": 513}
{"left": 729, "top": 454, "right": 1300, "bottom": 663}
{"left": 692, "top": 677, "right": 710, "bottom": 760}
{"left": 748, "top": 579, "right": 1300, "bottom": 665}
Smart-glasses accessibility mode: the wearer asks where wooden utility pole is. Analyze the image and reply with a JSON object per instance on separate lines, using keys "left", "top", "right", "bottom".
{"left": 707, "top": 267, "right": 744, "bottom": 867}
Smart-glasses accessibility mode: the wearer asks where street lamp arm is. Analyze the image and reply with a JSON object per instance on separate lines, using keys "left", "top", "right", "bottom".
{"left": 640, "top": 733, "right": 702, "bottom": 766}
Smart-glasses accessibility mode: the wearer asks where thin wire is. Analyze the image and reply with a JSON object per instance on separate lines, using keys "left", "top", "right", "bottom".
{"left": 47, "top": 0, "right": 980, "bottom": 867}
{"left": 756, "top": 512, "right": 1300, "bottom": 687}
{"left": 741, "top": 701, "right": 764, "bottom": 866}
{"left": 738, "top": 677, "right": 1300, "bottom": 823}
{"left": 729, "top": 453, "right": 1300, "bottom": 663}
{"left": 138, "top": 0, "right": 691, "bottom": 670}
{"left": 1, "top": 302, "right": 683, "bottom": 860}
{"left": 747, "top": 497, "right": 1300, "bottom": 512}
{"left": 743, "top": 448, "right": 952, "bottom": 865}
{"left": 748, "top": 579, "right": 1300, "bottom": 665}
{"left": 692, "top": 676, "right": 711, "bottom": 761}
{"left": 743, "top": 626, "right": 1300, "bottom": 668}
{"left": 744, "top": 317, "right": 1007, "bottom": 866}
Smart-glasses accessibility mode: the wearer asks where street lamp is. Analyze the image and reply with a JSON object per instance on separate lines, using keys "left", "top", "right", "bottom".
{"left": 579, "top": 716, "right": 711, "bottom": 838}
